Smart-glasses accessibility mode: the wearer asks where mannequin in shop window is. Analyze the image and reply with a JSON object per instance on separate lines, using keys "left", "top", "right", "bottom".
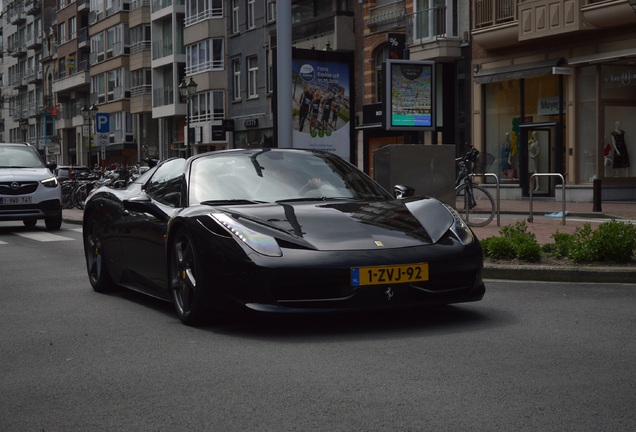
{"left": 528, "top": 131, "right": 540, "bottom": 192}
{"left": 501, "top": 132, "right": 515, "bottom": 178}
{"left": 610, "top": 121, "right": 630, "bottom": 176}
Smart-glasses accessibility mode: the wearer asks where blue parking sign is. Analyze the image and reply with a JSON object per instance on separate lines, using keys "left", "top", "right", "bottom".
{"left": 95, "top": 113, "right": 110, "bottom": 133}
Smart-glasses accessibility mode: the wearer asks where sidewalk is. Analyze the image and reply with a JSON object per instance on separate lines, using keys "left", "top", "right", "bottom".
{"left": 469, "top": 199, "right": 636, "bottom": 245}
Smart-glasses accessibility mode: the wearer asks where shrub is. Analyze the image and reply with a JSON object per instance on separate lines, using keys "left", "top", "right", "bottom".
{"left": 543, "top": 231, "right": 575, "bottom": 258}
{"left": 481, "top": 220, "right": 541, "bottom": 262}
{"left": 481, "top": 236, "right": 517, "bottom": 259}
{"left": 590, "top": 219, "right": 636, "bottom": 263}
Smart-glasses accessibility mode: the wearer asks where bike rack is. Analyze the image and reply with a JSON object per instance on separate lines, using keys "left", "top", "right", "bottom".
{"left": 468, "top": 173, "right": 501, "bottom": 226}
{"left": 528, "top": 173, "right": 566, "bottom": 225}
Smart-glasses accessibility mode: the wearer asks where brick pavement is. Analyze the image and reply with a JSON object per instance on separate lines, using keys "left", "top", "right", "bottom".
{"left": 470, "top": 199, "right": 636, "bottom": 245}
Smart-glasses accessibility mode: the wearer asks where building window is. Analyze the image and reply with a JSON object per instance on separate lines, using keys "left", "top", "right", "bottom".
{"left": 190, "top": 91, "right": 225, "bottom": 122}
{"left": 186, "top": 0, "right": 223, "bottom": 26}
{"left": 267, "top": 0, "right": 276, "bottom": 22}
{"left": 186, "top": 38, "right": 224, "bottom": 75}
{"left": 374, "top": 45, "right": 389, "bottom": 103}
{"left": 247, "top": 0, "right": 256, "bottom": 29}
{"left": 232, "top": 0, "right": 240, "bottom": 34}
{"left": 69, "top": 17, "right": 76, "bottom": 40}
{"left": 58, "top": 22, "right": 66, "bottom": 44}
{"left": 232, "top": 59, "right": 241, "bottom": 101}
{"left": 247, "top": 56, "right": 258, "bottom": 99}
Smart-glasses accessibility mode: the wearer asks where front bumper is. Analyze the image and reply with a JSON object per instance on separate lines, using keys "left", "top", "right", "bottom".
{"left": 0, "top": 198, "right": 62, "bottom": 221}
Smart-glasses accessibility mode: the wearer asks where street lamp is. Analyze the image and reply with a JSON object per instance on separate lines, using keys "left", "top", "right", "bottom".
{"left": 81, "top": 103, "right": 98, "bottom": 169}
{"left": 179, "top": 76, "right": 198, "bottom": 158}
{"left": 19, "top": 118, "right": 29, "bottom": 143}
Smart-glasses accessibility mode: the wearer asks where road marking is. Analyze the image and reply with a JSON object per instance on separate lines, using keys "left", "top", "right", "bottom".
{"left": 69, "top": 228, "right": 83, "bottom": 233}
{"left": 0, "top": 240, "right": 7, "bottom": 245}
{"left": 14, "top": 232, "right": 75, "bottom": 242}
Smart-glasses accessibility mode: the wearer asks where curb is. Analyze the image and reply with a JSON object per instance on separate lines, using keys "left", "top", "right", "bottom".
{"left": 484, "top": 263, "right": 636, "bottom": 284}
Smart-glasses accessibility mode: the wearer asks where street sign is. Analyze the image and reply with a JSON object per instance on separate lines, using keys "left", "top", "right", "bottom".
{"left": 97, "top": 132, "right": 109, "bottom": 147}
{"left": 95, "top": 113, "right": 110, "bottom": 133}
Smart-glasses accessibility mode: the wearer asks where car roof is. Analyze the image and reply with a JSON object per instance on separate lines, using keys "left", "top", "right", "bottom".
{"left": 0, "top": 142, "right": 36, "bottom": 148}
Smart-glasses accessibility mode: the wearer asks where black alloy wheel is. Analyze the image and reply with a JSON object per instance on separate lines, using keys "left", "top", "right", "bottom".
{"left": 170, "top": 229, "right": 208, "bottom": 326}
{"left": 84, "top": 214, "right": 116, "bottom": 292}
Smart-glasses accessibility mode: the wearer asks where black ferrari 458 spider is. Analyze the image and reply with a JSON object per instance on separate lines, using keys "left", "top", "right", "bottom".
{"left": 83, "top": 148, "right": 484, "bottom": 325}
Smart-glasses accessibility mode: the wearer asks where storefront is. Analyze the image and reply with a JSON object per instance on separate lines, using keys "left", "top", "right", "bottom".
{"left": 474, "top": 58, "right": 567, "bottom": 197}
{"left": 474, "top": 54, "right": 635, "bottom": 201}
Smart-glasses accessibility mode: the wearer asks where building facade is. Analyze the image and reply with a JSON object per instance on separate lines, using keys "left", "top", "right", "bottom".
{"left": 472, "top": 0, "right": 636, "bottom": 201}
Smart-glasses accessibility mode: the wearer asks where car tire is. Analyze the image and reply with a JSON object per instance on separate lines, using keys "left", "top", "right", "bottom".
{"left": 83, "top": 213, "right": 117, "bottom": 293}
{"left": 23, "top": 218, "right": 37, "bottom": 228}
{"left": 169, "top": 228, "right": 208, "bottom": 326}
{"left": 45, "top": 213, "right": 63, "bottom": 230}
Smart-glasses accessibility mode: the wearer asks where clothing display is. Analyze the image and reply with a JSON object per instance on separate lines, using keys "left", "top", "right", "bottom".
{"left": 611, "top": 129, "right": 631, "bottom": 169}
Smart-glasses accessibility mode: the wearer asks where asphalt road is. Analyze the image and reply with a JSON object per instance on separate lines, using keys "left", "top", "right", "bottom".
{"left": 1, "top": 221, "right": 635, "bottom": 431}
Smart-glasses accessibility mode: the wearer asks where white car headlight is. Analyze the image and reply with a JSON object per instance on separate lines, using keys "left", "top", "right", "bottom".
{"left": 443, "top": 204, "right": 474, "bottom": 246}
{"left": 211, "top": 213, "right": 282, "bottom": 257}
{"left": 41, "top": 176, "right": 59, "bottom": 188}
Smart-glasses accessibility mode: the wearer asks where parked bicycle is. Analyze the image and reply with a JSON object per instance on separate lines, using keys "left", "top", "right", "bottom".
{"left": 455, "top": 147, "right": 495, "bottom": 227}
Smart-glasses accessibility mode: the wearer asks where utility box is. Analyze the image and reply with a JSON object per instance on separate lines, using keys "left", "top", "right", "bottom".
{"left": 373, "top": 144, "right": 455, "bottom": 206}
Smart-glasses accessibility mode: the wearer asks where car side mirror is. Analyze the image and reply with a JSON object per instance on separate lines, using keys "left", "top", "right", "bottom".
{"left": 123, "top": 194, "right": 170, "bottom": 222}
{"left": 46, "top": 161, "right": 57, "bottom": 172}
{"left": 394, "top": 185, "right": 415, "bottom": 199}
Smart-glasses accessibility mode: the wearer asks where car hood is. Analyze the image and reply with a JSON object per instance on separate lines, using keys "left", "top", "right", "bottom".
{"left": 0, "top": 167, "right": 53, "bottom": 182}
{"left": 214, "top": 198, "right": 454, "bottom": 250}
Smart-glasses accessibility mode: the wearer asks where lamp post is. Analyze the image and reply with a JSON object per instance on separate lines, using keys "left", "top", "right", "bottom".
{"left": 179, "top": 77, "right": 198, "bottom": 158}
{"left": 19, "top": 118, "right": 29, "bottom": 143}
{"left": 81, "top": 104, "right": 98, "bottom": 169}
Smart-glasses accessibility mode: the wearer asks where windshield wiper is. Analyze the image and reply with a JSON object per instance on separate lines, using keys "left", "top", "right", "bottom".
{"left": 200, "top": 199, "right": 266, "bottom": 206}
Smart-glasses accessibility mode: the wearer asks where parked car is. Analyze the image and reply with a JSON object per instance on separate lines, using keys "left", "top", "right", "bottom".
{"left": 0, "top": 142, "right": 62, "bottom": 230}
{"left": 55, "top": 165, "right": 95, "bottom": 182}
{"left": 82, "top": 148, "right": 485, "bottom": 325}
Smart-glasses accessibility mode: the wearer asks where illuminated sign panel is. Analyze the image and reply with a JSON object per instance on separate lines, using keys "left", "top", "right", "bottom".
{"left": 384, "top": 60, "right": 435, "bottom": 131}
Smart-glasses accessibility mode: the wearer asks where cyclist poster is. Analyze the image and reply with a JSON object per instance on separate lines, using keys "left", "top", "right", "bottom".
{"left": 291, "top": 48, "right": 353, "bottom": 161}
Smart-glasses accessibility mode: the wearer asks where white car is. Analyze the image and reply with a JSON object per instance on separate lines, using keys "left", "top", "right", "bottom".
{"left": 0, "top": 143, "right": 62, "bottom": 230}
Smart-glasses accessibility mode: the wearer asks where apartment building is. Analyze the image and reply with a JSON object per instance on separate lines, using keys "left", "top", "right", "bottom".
{"left": 472, "top": 0, "right": 636, "bottom": 201}
{"left": 50, "top": 0, "right": 90, "bottom": 166}
{"left": 1, "top": 0, "right": 55, "bottom": 159}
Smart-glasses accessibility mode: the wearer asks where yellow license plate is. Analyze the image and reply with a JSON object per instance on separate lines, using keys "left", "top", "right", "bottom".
{"left": 351, "top": 263, "right": 429, "bottom": 287}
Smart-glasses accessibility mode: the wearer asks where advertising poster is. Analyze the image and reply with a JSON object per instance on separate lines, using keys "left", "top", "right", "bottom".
{"left": 291, "top": 49, "right": 352, "bottom": 160}
{"left": 385, "top": 60, "right": 435, "bottom": 130}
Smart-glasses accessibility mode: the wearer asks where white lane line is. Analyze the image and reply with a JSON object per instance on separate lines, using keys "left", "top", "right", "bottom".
{"left": 14, "top": 232, "right": 75, "bottom": 242}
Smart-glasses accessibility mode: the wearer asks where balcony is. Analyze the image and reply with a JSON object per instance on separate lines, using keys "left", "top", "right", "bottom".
{"left": 581, "top": 0, "right": 636, "bottom": 28}
{"left": 25, "top": 0, "right": 42, "bottom": 15}
{"left": 52, "top": 62, "right": 90, "bottom": 94}
{"left": 473, "top": 0, "right": 636, "bottom": 50}
{"left": 8, "top": 4, "right": 26, "bottom": 24}
{"left": 368, "top": 1, "right": 406, "bottom": 33}
{"left": 8, "top": 39, "right": 27, "bottom": 57}
{"left": 406, "top": 6, "right": 461, "bottom": 61}
{"left": 26, "top": 67, "right": 42, "bottom": 84}
{"left": 26, "top": 31, "right": 43, "bottom": 49}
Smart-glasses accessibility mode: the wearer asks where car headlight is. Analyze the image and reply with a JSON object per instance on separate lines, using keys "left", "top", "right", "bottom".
{"left": 211, "top": 213, "right": 282, "bottom": 257}
{"left": 443, "top": 204, "right": 474, "bottom": 246}
{"left": 41, "top": 176, "right": 59, "bottom": 188}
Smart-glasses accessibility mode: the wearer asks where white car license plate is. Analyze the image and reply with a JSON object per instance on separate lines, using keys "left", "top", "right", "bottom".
{"left": 1, "top": 196, "right": 32, "bottom": 205}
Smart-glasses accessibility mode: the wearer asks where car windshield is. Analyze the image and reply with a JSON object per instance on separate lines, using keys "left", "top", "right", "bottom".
{"left": 0, "top": 145, "right": 45, "bottom": 168}
{"left": 189, "top": 149, "right": 392, "bottom": 205}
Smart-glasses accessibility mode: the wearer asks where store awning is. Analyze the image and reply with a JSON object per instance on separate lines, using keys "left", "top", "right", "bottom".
{"left": 568, "top": 48, "right": 636, "bottom": 65}
{"left": 474, "top": 58, "right": 566, "bottom": 84}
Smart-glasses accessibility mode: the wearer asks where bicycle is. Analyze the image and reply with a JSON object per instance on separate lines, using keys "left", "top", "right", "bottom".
{"left": 455, "top": 147, "right": 495, "bottom": 227}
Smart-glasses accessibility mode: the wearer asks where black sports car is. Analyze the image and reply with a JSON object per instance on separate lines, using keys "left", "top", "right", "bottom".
{"left": 83, "top": 148, "right": 484, "bottom": 325}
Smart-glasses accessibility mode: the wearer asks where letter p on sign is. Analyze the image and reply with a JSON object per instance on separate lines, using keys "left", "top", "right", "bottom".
{"left": 95, "top": 113, "right": 110, "bottom": 133}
